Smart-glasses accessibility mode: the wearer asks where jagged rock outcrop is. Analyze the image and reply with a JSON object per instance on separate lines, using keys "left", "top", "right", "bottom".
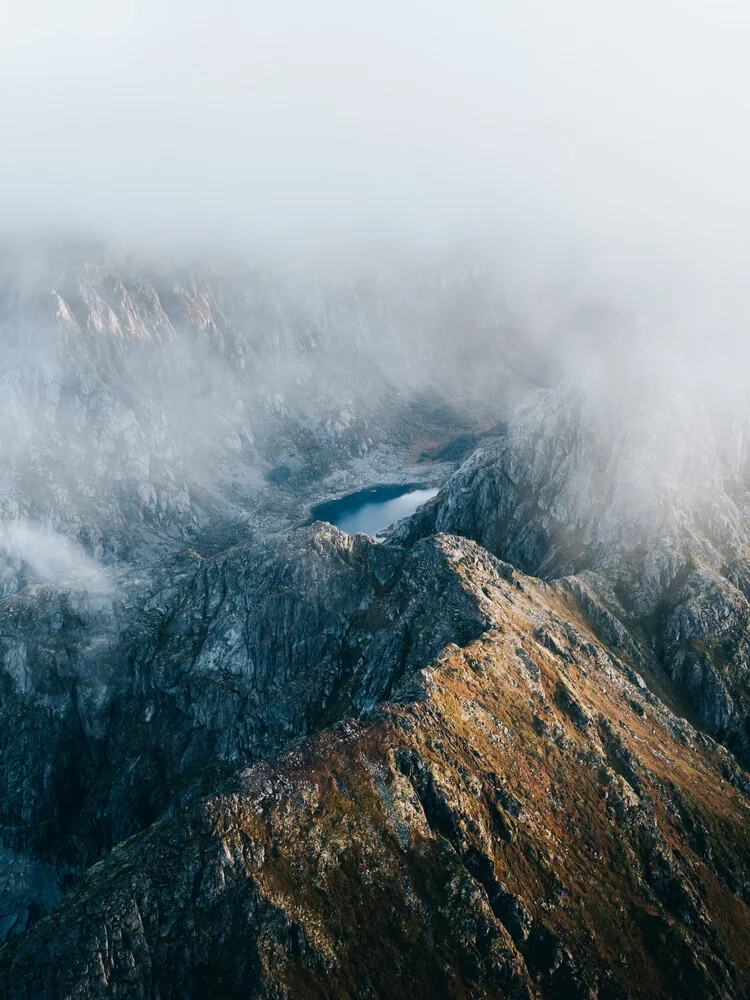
{"left": 2, "top": 537, "right": 749, "bottom": 998}
{"left": 0, "top": 239, "right": 554, "bottom": 958}
{"left": 1, "top": 242, "right": 749, "bottom": 998}
{"left": 398, "top": 365, "right": 750, "bottom": 761}
{"left": 400, "top": 370, "right": 750, "bottom": 597}
{"left": 0, "top": 526, "right": 507, "bottom": 944}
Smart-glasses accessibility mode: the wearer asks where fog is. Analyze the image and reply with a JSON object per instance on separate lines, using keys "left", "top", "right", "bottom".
{"left": 0, "top": 521, "right": 113, "bottom": 593}
{"left": 2, "top": 1, "right": 749, "bottom": 279}
{"left": 0, "top": 0, "right": 748, "bottom": 590}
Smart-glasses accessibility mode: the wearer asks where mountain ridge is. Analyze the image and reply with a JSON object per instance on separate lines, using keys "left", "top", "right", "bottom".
{"left": 3, "top": 534, "right": 749, "bottom": 998}
{"left": 0, "top": 244, "right": 748, "bottom": 997}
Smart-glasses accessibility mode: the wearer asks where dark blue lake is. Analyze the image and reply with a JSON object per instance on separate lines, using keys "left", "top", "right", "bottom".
{"left": 307, "top": 484, "right": 440, "bottom": 537}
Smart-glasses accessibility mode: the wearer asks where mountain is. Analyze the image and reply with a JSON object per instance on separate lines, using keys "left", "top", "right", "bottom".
{"left": 0, "top": 240, "right": 547, "bottom": 576}
{"left": 0, "top": 243, "right": 748, "bottom": 998}
{"left": 398, "top": 356, "right": 750, "bottom": 763}
{"left": 2, "top": 533, "right": 749, "bottom": 998}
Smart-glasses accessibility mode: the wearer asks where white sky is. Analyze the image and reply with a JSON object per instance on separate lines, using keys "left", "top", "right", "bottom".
{"left": 1, "top": 0, "right": 749, "bottom": 279}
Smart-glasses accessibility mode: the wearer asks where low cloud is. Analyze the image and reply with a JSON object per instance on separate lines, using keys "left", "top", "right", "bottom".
{"left": 0, "top": 521, "right": 114, "bottom": 593}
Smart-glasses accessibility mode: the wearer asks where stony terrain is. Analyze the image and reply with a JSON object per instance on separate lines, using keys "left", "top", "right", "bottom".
{"left": 3, "top": 534, "right": 750, "bottom": 998}
{"left": 399, "top": 361, "right": 750, "bottom": 765}
{"left": 0, "top": 243, "right": 748, "bottom": 997}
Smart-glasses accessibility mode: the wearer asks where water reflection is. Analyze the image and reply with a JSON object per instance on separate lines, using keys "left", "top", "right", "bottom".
{"left": 309, "top": 485, "right": 440, "bottom": 537}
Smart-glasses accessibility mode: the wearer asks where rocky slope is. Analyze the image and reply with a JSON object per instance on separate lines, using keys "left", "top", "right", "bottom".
{"left": 397, "top": 359, "right": 750, "bottom": 764}
{"left": 0, "top": 245, "right": 749, "bottom": 997}
{"left": 0, "top": 525, "right": 503, "bottom": 944}
{"left": 2, "top": 535, "right": 750, "bottom": 998}
{"left": 0, "top": 237, "right": 562, "bottom": 958}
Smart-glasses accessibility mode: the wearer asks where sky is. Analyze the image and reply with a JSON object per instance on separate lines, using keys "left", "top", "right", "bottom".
{"left": 1, "top": 0, "right": 750, "bottom": 281}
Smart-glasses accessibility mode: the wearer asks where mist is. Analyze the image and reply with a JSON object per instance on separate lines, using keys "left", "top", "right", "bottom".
{"left": 0, "top": 0, "right": 748, "bottom": 589}
{"left": 0, "top": 0, "right": 748, "bottom": 281}
{"left": 0, "top": 520, "right": 113, "bottom": 593}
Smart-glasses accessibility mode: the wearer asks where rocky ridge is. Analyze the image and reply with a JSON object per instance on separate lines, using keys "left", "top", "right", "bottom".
{"left": 0, "top": 526, "right": 501, "bottom": 944}
{"left": 0, "top": 249, "right": 748, "bottom": 997}
{"left": 397, "top": 368, "right": 750, "bottom": 764}
{"left": 2, "top": 535, "right": 750, "bottom": 998}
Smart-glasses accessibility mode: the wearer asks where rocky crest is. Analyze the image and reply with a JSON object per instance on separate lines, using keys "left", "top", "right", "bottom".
{"left": 0, "top": 245, "right": 748, "bottom": 997}
{"left": 3, "top": 536, "right": 750, "bottom": 998}
{"left": 0, "top": 526, "right": 502, "bottom": 944}
{"left": 398, "top": 366, "right": 750, "bottom": 764}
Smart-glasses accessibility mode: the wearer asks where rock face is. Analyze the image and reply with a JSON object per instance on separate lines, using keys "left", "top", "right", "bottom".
{"left": 399, "top": 366, "right": 750, "bottom": 763}
{"left": 0, "top": 238, "right": 558, "bottom": 957}
{"left": 0, "top": 526, "right": 501, "bottom": 943}
{"left": 2, "top": 539, "right": 750, "bottom": 999}
{"left": 401, "top": 374, "right": 749, "bottom": 596}
{"left": 0, "top": 243, "right": 749, "bottom": 998}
